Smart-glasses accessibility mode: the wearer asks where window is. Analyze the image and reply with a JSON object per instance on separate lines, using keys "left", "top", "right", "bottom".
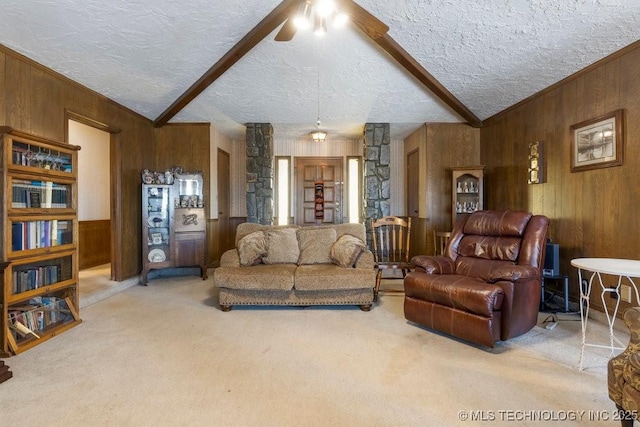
{"left": 275, "top": 157, "right": 291, "bottom": 226}
{"left": 347, "top": 157, "right": 361, "bottom": 223}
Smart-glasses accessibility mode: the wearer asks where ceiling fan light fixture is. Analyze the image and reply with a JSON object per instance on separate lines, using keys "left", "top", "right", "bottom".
{"left": 293, "top": 1, "right": 312, "bottom": 29}
{"left": 310, "top": 130, "right": 327, "bottom": 142}
{"left": 315, "top": 0, "right": 336, "bottom": 18}
{"left": 314, "top": 15, "right": 327, "bottom": 36}
{"left": 332, "top": 10, "right": 349, "bottom": 28}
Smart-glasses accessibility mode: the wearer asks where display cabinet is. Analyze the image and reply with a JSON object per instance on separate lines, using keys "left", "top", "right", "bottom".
{"left": 451, "top": 166, "right": 484, "bottom": 228}
{"left": 0, "top": 127, "right": 81, "bottom": 356}
{"left": 141, "top": 169, "right": 207, "bottom": 284}
{"left": 141, "top": 184, "right": 174, "bottom": 284}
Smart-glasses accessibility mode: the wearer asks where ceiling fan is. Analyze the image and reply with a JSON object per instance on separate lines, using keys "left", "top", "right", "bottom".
{"left": 274, "top": 0, "right": 389, "bottom": 42}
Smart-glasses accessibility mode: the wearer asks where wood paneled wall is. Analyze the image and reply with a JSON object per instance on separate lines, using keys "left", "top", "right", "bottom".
{"left": 404, "top": 123, "right": 480, "bottom": 257}
{"left": 0, "top": 46, "right": 210, "bottom": 281}
{"left": 481, "top": 42, "right": 640, "bottom": 312}
{"left": 207, "top": 216, "right": 246, "bottom": 266}
{"left": 79, "top": 220, "right": 111, "bottom": 270}
{"left": 154, "top": 123, "right": 210, "bottom": 177}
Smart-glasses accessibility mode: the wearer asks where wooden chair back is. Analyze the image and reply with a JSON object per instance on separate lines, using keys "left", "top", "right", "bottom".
{"left": 371, "top": 216, "right": 411, "bottom": 265}
{"left": 433, "top": 230, "right": 452, "bottom": 256}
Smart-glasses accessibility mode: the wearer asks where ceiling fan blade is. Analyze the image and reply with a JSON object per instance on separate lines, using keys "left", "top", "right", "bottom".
{"left": 342, "top": 0, "right": 389, "bottom": 40}
{"left": 275, "top": 17, "right": 297, "bottom": 41}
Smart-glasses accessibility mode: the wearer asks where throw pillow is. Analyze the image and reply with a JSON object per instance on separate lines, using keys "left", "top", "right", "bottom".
{"left": 330, "top": 234, "right": 367, "bottom": 268}
{"left": 297, "top": 228, "right": 337, "bottom": 265}
{"left": 237, "top": 231, "right": 267, "bottom": 266}
{"left": 263, "top": 228, "right": 300, "bottom": 264}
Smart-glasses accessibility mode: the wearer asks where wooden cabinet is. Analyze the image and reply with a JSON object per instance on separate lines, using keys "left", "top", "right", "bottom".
{"left": 451, "top": 166, "right": 484, "bottom": 228}
{"left": 0, "top": 128, "right": 81, "bottom": 356}
{"left": 141, "top": 170, "right": 207, "bottom": 284}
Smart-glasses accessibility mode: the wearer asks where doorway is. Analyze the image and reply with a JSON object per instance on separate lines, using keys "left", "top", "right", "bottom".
{"left": 67, "top": 113, "right": 121, "bottom": 304}
{"left": 295, "top": 157, "right": 343, "bottom": 225}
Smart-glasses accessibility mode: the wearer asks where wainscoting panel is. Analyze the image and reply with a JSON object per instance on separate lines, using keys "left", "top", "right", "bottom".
{"left": 79, "top": 220, "right": 111, "bottom": 270}
{"left": 208, "top": 217, "right": 246, "bottom": 266}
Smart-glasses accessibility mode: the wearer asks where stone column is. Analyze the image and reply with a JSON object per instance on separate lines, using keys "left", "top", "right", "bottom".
{"left": 245, "top": 123, "right": 274, "bottom": 225}
{"left": 363, "top": 123, "right": 391, "bottom": 244}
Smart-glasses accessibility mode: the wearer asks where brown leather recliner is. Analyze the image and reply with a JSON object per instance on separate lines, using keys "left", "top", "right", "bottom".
{"left": 404, "top": 210, "right": 549, "bottom": 347}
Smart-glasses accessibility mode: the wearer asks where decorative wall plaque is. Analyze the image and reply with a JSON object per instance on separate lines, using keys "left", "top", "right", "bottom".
{"left": 528, "top": 141, "right": 545, "bottom": 184}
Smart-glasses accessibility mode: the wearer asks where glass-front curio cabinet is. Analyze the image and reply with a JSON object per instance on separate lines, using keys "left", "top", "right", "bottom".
{"left": 141, "top": 169, "right": 207, "bottom": 284}
{"left": 451, "top": 166, "right": 484, "bottom": 229}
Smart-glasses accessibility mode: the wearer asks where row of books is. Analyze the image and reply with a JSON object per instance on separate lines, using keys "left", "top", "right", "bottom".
{"left": 11, "top": 220, "right": 72, "bottom": 251}
{"left": 8, "top": 297, "right": 69, "bottom": 339}
{"left": 11, "top": 265, "right": 61, "bottom": 295}
{"left": 11, "top": 181, "right": 69, "bottom": 208}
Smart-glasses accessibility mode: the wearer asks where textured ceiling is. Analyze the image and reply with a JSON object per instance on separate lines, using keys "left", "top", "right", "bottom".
{"left": 1, "top": 0, "right": 639, "bottom": 140}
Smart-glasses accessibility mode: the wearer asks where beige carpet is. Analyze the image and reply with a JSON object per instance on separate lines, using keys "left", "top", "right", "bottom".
{"left": 0, "top": 272, "right": 629, "bottom": 426}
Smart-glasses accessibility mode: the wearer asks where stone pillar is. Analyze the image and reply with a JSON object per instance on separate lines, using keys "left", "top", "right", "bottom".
{"left": 363, "top": 123, "right": 391, "bottom": 244}
{"left": 245, "top": 123, "right": 274, "bottom": 225}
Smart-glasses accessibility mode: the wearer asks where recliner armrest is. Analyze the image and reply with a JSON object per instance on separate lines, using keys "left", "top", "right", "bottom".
{"left": 487, "top": 265, "right": 539, "bottom": 283}
{"left": 411, "top": 255, "right": 455, "bottom": 274}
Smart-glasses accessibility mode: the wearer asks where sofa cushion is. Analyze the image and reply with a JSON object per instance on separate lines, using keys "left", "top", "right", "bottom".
{"left": 237, "top": 231, "right": 267, "bottom": 266}
{"left": 296, "top": 227, "right": 337, "bottom": 265}
{"left": 214, "top": 264, "right": 297, "bottom": 290}
{"left": 330, "top": 234, "right": 367, "bottom": 268}
{"left": 333, "top": 223, "right": 367, "bottom": 241}
{"left": 234, "top": 223, "right": 299, "bottom": 245}
{"left": 294, "top": 264, "right": 374, "bottom": 290}
{"left": 263, "top": 228, "right": 300, "bottom": 264}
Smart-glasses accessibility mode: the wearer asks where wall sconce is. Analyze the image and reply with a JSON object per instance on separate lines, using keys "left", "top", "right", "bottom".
{"left": 528, "top": 140, "right": 545, "bottom": 184}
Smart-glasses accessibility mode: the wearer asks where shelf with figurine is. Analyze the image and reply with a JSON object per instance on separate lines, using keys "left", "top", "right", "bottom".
{"left": 140, "top": 167, "right": 207, "bottom": 284}
{"left": 451, "top": 166, "right": 484, "bottom": 228}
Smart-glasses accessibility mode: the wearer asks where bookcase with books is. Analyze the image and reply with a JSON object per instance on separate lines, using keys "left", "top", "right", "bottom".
{"left": 0, "top": 127, "right": 81, "bottom": 356}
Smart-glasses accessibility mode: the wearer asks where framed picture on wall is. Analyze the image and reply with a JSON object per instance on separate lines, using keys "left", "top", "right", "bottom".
{"left": 570, "top": 109, "right": 624, "bottom": 172}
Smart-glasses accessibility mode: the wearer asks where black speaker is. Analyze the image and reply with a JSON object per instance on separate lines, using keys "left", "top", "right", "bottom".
{"left": 543, "top": 242, "right": 560, "bottom": 277}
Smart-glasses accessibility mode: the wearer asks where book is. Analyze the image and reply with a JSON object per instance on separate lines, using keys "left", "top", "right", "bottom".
{"left": 26, "top": 190, "right": 41, "bottom": 208}
{"left": 43, "top": 181, "right": 53, "bottom": 208}
{"left": 12, "top": 321, "right": 40, "bottom": 339}
{"left": 11, "top": 222, "right": 24, "bottom": 251}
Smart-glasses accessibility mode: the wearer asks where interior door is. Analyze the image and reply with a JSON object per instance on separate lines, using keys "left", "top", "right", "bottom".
{"left": 407, "top": 149, "right": 420, "bottom": 257}
{"left": 295, "top": 157, "right": 343, "bottom": 225}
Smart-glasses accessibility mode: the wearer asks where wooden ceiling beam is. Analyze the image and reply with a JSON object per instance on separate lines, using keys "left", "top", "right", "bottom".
{"left": 373, "top": 33, "right": 482, "bottom": 128}
{"left": 155, "top": 0, "right": 481, "bottom": 129}
{"left": 342, "top": 0, "right": 389, "bottom": 40}
{"left": 153, "top": 0, "right": 299, "bottom": 128}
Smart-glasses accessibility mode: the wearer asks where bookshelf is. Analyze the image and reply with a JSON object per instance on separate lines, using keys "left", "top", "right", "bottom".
{"left": 0, "top": 127, "right": 81, "bottom": 356}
